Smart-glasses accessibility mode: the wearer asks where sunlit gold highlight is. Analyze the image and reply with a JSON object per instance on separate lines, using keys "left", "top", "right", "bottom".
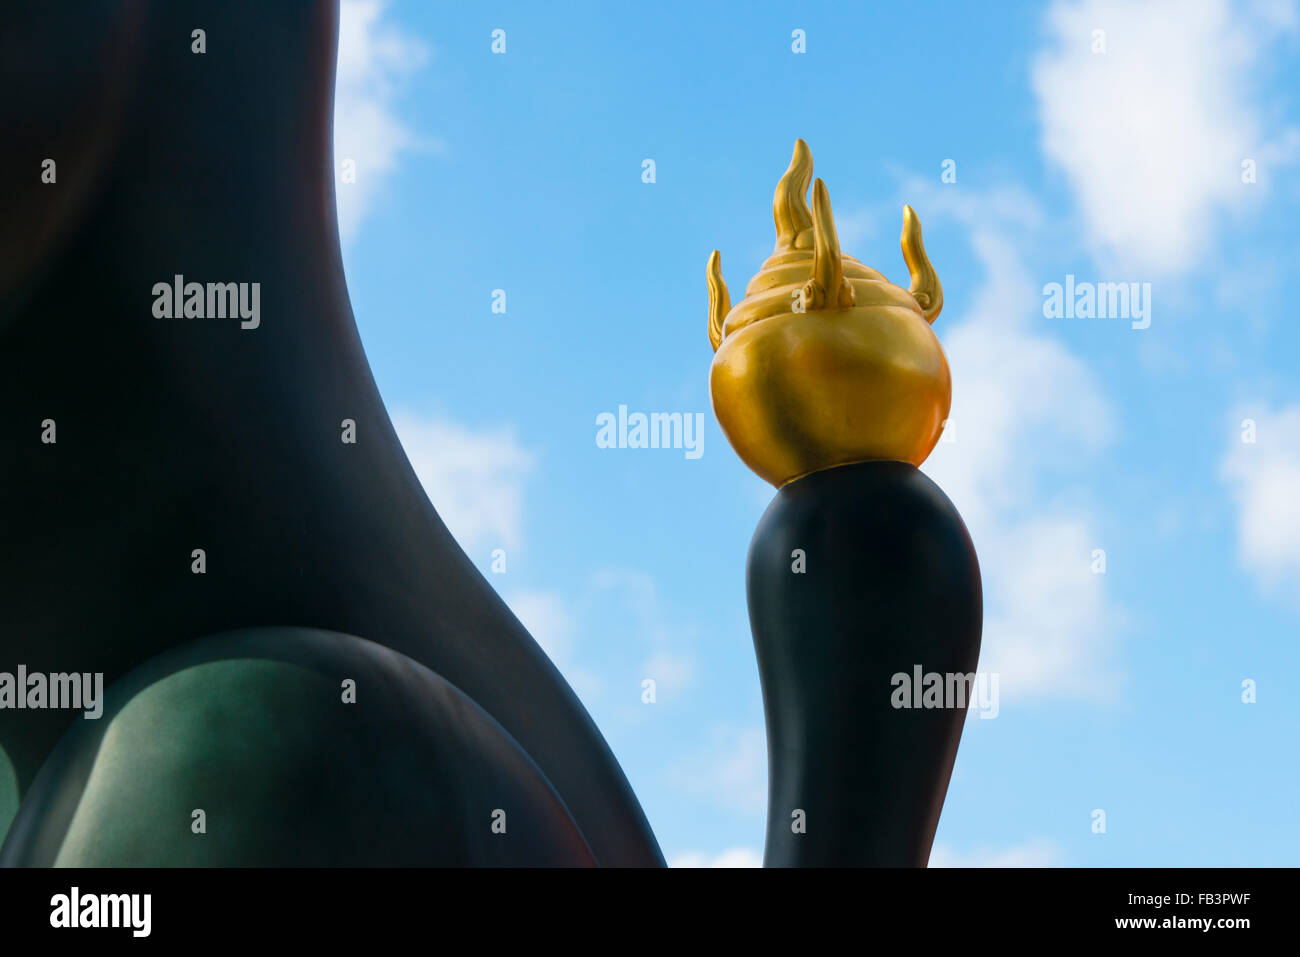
{"left": 707, "top": 139, "right": 950, "bottom": 487}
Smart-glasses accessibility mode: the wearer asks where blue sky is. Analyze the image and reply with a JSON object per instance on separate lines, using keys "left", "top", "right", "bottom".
{"left": 334, "top": 0, "right": 1300, "bottom": 866}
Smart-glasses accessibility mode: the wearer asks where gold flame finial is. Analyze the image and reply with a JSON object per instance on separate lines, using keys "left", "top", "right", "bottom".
{"left": 774, "top": 138, "right": 814, "bottom": 249}
{"left": 706, "top": 249, "right": 730, "bottom": 351}
{"left": 803, "top": 178, "right": 855, "bottom": 311}
{"left": 902, "top": 204, "right": 943, "bottom": 323}
{"left": 705, "top": 140, "right": 952, "bottom": 487}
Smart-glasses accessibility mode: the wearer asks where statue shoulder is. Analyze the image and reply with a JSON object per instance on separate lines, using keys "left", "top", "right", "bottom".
{"left": 1, "top": 627, "right": 593, "bottom": 866}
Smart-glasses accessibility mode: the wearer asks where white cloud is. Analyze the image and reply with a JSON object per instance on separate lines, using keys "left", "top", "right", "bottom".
{"left": 503, "top": 589, "right": 605, "bottom": 702}
{"left": 334, "top": 0, "right": 429, "bottom": 242}
{"left": 505, "top": 590, "right": 574, "bottom": 663}
{"left": 590, "top": 569, "right": 661, "bottom": 629}
{"left": 493, "top": 568, "right": 703, "bottom": 714}
{"left": 923, "top": 225, "right": 1112, "bottom": 526}
{"left": 1250, "top": 0, "right": 1300, "bottom": 30}
{"left": 669, "top": 725, "right": 767, "bottom": 816}
{"left": 977, "top": 519, "right": 1116, "bottom": 697}
{"left": 388, "top": 412, "right": 613, "bottom": 699}
{"left": 930, "top": 839, "right": 1063, "bottom": 867}
{"left": 640, "top": 652, "right": 696, "bottom": 703}
{"left": 913, "top": 185, "right": 1123, "bottom": 703}
{"left": 1221, "top": 405, "right": 1300, "bottom": 591}
{"left": 391, "top": 411, "right": 533, "bottom": 556}
{"left": 591, "top": 568, "right": 698, "bottom": 701}
{"left": 670, "top": 847, "right": 763, "bottom": 868}
{"left": 831, "top": 207, "right": 877, "bottom": 252}
{"left": 1031, "top": 0, "right": 1298, "bottom": 274}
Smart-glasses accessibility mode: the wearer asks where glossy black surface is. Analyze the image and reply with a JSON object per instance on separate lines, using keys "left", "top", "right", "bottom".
{"left": 0, "top": 0, "right": 662, "bottom": 866}
{"left": 748, "top": 461, "right": 983, "bottom": 866}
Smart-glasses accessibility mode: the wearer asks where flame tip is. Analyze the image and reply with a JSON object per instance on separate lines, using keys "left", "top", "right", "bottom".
{"left": 773, "top": 138, "right": 815, "bottom": 247}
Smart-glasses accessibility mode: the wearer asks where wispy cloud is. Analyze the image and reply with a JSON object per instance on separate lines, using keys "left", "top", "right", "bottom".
{"left": 912, "top": 183, "right": 1123, "bottom": 702}
{"left": 1032, "top": 0, "right": 1299, "bottom": 275}
{"left": 591, "top": 568, "right": 699, "bottom": 704}
{"left": 503, "top": 589, "right": 605, "bottom": 702}
{"left": 669, "top": 724, "right": 767, "bottom": 816}
{"left": 504, "top": 570, "right": 702, "bottom": 712}
{"left": 670, "top": 847, "right": 763, "bottom": 868}
{"left": 1220, "top": 404, "right": 1300, "bottom": 594}
{"left": 504, "top": 590, "right": 574, "bottom": 663}
{"left": 391, "top": 411, "right": 533, "bottom": 556}
{"left": 930, "top": 839, "right": 1063, "bottom": 867}
{"left": 333, "top": 0, "right": 430, "bottom": 242}
{"left": 639, "top": 651, "right": 696, "bottom": 704}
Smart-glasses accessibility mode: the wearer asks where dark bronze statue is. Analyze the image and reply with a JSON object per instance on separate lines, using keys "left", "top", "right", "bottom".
{"left": 0, "top": 1, "right": 980, "bottom": 867}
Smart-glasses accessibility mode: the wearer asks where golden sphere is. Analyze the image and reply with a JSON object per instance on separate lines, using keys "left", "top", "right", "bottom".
{"left": 710, "top": 300, "right": 950, "bottom": 487}
{"left": 706, "top": 140, "right": 950, "bottom": 487}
